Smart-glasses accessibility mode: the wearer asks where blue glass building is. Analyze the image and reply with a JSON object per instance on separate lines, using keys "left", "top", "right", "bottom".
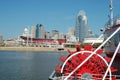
{"left": 75, "top": 11, "right": 88, "bottom": 42}
{"left": 36, "top": 24, "right": 41, "bottom": 38}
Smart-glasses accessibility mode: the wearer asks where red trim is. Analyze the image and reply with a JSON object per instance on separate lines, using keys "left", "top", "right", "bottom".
{"left": 20, "top": 36, "right": 66, "bottom": 45}
{"left": 105, "top": 24, "right": 120, "bottom": 31}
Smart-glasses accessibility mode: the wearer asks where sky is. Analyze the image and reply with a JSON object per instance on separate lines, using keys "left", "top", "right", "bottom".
{"left": 0, "top": 0, "right": 120, "bottom": 40}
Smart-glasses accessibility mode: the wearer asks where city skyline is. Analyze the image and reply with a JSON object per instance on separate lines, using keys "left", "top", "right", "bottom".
{"left": 0, "top": 0, "right": 120, "bottom": 40}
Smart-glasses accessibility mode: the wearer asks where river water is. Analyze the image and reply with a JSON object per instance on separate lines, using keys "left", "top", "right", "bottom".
{"left": 0, "top": 51, "right": 120, "bottom": 80}
{"left": 0, "top": 51, "right": 67, "bottom": 80}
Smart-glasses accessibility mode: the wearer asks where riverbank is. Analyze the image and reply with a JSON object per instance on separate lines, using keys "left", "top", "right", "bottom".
{"left": 0, "top": 47, "right": 76, "bottom": 52}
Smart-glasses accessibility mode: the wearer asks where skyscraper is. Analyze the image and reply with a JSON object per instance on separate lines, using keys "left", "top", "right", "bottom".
{"left": 75, "top": 10, "right": 88, "bottom": 42}
{"left": 32, "top": 24, "right": 45, "bottom": 39}
{"left": 36, "top": 24, "right": 41, "bottom": 38}
{"left": 40, "top": 24, "right": 45, "bottom": 39}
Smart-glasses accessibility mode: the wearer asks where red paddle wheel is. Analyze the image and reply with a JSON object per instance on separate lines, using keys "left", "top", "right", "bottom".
{"left": 55, "top": 45, "right": 117, "bottom": 80}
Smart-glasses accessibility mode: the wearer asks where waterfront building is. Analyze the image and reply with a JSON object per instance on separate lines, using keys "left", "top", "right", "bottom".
{"left": 32, "top": 25, "right": 37, "bottom": 38}
{"left": 5, "top": 38, "right": 19, "bottom": 47}
{"left": 36, "top": 24, "right": 41, "bottom": 38}
{"left": 22, "top": 28, "right": 29, "bottom": 37}
{"left": 52, "top": 30, "right": 59, "bottom": 39}
{"left": 75, "top": 10, "right": 88, "bottom": 42}
{"left": 83, "top": 37, "right": 104, "bottom": 44}
{"left": 0, "top": 35, "right": 3, "bottom": 42}
{"left": 69, "top": 27, "right": 75, "bottom": 36}
{"left": 45, "top": 32, "right": 50, "bottom": 39}
{"left": 59, "top": 34, "right": 67, "bottom": 39}
{"left": 0, "top": 35, "right": 3, "bottom": 46}
{"left": 40, "top": 24, "right": 45, "bottom": 39}
{"left": 87, "top": 29, "right": 95, "bottom": 37}
{"left": 67, "top": 35, "right": 77, "bottom": 43}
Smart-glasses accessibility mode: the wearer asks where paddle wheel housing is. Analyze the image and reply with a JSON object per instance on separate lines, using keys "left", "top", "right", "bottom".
{"left": 55, "top": 45, "right": 117, "bottom": 80}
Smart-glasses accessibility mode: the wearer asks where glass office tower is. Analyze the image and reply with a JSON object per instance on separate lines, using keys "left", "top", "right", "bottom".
{"left": 75, "top": 10, "right": 88, "bottom": 42}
